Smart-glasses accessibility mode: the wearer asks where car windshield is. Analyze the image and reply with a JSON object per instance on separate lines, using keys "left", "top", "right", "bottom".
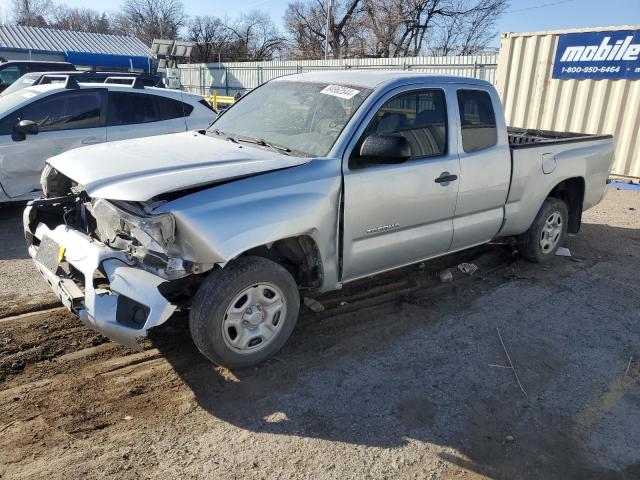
{"left": 0, "top": 73, "right": 39, "bottom": 97}
{"left": 209, "top": 81, "right": 372, "bottom": 157}
{"left": 0, "top": 87, "right": 41, "bottom": 113}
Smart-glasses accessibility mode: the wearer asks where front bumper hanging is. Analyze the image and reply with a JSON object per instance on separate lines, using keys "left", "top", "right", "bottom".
{"left": 23, "top": 205, "right": 177, "bottom": 349}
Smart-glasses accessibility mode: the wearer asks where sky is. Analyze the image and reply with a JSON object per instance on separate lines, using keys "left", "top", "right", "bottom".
{"left": 1, "top": 0, "right": 639, "bottom": 47}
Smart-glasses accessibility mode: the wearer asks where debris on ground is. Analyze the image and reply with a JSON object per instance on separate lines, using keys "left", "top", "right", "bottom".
{"left": 10, "top": 360, "right": 25, "bottom": 372}
{"left": 457, "top": 262, "right": 479, "bottom": 275}
{"left": 91, "top": 335, "right": 109, "bottom": 346}
{"left": 128, "top": 385, "right": 145, "bottom": 396}
{"left": 496, "top": 327, "right": 527, "bottom": 397}
{"left": 303, "top": 297, "right": 325, "bottom": 313}
{"left": 505, "top": 435, "right": 515, "bottom": 443}
{"left": 438, "top": 270, "right": 453, "bottom": 283}
{"left": 555, "top": 247, "right": 571, "bottom": 257}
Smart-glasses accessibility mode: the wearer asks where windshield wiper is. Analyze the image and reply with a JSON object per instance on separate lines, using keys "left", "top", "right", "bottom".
{"left": 211, "top": 128, "right": 238, "bottom": 143}
{"left": 236, "top": 136, "right": 292, "bottom": 154}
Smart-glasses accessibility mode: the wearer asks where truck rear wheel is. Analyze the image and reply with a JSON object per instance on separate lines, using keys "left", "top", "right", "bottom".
{"left": 518, "top": 197, "right": 568, "bottom": 263}
{"left": 189, "top": 256, "right": 300, "bottom": 369}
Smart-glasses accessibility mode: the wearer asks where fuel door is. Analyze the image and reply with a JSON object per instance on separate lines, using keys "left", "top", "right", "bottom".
{"left": 542, "top": 153, "right": 556, "bottom": 174}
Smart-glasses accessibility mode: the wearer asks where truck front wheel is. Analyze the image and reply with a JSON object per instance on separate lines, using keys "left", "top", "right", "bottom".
{"left": 518, "top": 197, "right": 568, "bottom": 263}
{"left": 189, "top": 256, "right": 300, "bottom": 368}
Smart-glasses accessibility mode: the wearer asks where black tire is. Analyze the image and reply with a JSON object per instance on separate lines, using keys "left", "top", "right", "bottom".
{"left": 189, "top": 256, "right": 300, "bottom": 369}
{"left": 518, "top": 197, "right": 569, "bottom": 263}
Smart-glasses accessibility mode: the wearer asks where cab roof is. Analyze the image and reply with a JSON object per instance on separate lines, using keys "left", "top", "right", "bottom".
{"left": 273, "top": 70, "right": 493, "bottom": 90}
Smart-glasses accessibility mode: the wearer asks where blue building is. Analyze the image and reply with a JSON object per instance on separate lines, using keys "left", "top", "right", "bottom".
{"left": 0, "top": 25, "right": 152, "bottom": 72}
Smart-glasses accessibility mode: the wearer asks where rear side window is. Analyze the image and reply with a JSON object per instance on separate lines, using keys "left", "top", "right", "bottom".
{"left": 199, "top": 98, "right": 215, "bottom": 112}
{"left": 0, "top": 66, "right": 23, "bottom": 87}
{"left": 107, "top": 92, "right": 191, "bottom": 125}
{"left": 155, "top": 95, "right": 193, "bottom": 119}
{"left": 108, "top": 92, "right": 158, "bottom": 125}
{"left": 20, "top": 90, "right": 102, "bottom": 131}
{"left": 456, "top": 89, "right": 497, "bottom": 153}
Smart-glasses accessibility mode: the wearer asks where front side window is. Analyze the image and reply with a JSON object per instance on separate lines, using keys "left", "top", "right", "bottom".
{"left": 21, "top": 90, "right": 102, "bottom": 131}
{"left": 350, "top": 89, "right": 447, "bottom": 168}
{"left": 0, "top": 111, "right": 19, "bottom": 135}
{"left": 210, "top": 81, "right": 372, "bottom": 157}
{"left": 107, "top": 92, "right": 159, "bottom": 125}
{"left": 457, "top": 89, "right": 497, "bottom": 153}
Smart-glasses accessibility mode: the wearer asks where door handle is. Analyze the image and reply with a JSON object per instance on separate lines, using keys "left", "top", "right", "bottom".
{"left": 434, "top": 172, "right": 458, "bottom": 184}
{"left": 81, "top": 137, "right": 101, "bottom": 145}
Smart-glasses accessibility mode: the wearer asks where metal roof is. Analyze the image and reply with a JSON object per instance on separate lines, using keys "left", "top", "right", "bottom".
{"left": 0, "top": 25, "right": 150, "bottom": 57}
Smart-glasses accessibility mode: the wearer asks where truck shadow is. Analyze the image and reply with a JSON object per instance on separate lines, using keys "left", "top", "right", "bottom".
{"left": 152, "top": 227, "right": 640, "bottom": 479}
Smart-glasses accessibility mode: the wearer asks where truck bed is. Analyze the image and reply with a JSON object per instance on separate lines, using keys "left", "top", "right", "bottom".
{"left": 508, "top": 127, "right": 612, "bottom": 148}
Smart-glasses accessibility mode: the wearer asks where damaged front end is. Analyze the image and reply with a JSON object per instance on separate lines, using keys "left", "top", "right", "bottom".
{"left": 24, "top": 168, "right": 207, "bottom": 348}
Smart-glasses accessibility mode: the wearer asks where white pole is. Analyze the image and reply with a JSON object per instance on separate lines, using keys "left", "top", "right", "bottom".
{"left": 324, "top": 0, "right": 332, "bottom": 60}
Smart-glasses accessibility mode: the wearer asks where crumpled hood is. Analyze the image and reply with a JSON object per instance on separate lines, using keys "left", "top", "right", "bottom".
{"left": 48, "top": 131, "right": 311, "bottom": 201}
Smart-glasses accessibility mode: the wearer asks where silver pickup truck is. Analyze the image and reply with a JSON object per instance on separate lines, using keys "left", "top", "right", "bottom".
{"left": 24, "top": 72, "right": 614, "bottom": 368}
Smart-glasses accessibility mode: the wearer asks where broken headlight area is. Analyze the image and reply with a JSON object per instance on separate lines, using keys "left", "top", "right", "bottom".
{"left": 91, "top": 199, "right": 175, "bottom": 252}
{"left": 41, "top": 164, "right": 80, "bottom": 198}
{"left": 88, "top": 198, "right": 201, "bottom": 280}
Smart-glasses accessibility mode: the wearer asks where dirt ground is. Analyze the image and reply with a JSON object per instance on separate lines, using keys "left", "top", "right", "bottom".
{"left": 0, "top": 188, "right": 638, "bottom": 480}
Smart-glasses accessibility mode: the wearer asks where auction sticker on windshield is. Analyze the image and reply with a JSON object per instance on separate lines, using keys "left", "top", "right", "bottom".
{"left": 321, "top": 84, "right": 360, "bottom": 99}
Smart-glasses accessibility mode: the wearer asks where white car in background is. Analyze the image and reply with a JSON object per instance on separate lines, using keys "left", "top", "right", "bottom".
{"left": 0, "top": 78, "right": 216, "bottom": 203}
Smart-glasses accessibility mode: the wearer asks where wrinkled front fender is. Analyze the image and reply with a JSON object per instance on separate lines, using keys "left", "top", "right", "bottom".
{"left": 158, "top": 158, "right": 343, "bottom": 290}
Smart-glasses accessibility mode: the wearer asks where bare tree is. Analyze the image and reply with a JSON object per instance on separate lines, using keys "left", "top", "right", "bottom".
{"left": 227, "top": 11, "right": 285, "bottom": 61}
{"left": 456, "top": 0, "right": 507, "bottom": 54}
{"left": 284, "top": 0, "right": 326, "bottom": 59}
{"left": 361, "top": 0, "right": 407, "bottom": 57}
{"left": 188, "top": 16, "right": 232, "bottom": 63}
{"left": 286, "top": 0, "right": 507, "bottom": 58}
{"left": 112, "top": 0, "right": 185, "bottom": 45}
{"left": 284, "top": 0, "right": 365, "bottom": 59}
{"left": 10, "top": 0, "right": 55, "bottom": 27}
{"left": 188, "top": 12, "right": 284, "bottom": 63}
{"left": 50, "top": 7, "right": 111, "bottom": 34}
{"left": 427, "top": 0, "right": 506, "bottom": 55}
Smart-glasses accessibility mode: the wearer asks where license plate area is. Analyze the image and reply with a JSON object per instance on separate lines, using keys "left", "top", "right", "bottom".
{"left": 35, "top": 235, "right": 63, "bottom": 274}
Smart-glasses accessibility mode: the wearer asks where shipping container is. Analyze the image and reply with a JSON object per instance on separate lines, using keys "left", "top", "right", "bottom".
{"left": 496, "top": 26, "right": 640, "bottom": 179}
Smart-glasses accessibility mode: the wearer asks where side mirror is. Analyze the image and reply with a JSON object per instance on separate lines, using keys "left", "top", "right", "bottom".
{"left": 12, "top": 119, "right": 38, "bottom": 141}
{"left": 359, "top": 134, "right": 412, "bottom": 164}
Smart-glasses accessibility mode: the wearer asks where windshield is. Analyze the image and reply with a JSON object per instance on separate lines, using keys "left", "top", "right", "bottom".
{"left": 0, "top": 73, "right": 39, "bottom": 97}
{"left": 209, "top": 81, "right": 372, "bottom": 157}
{"left": 0, "top": 87, "right": 41, "bottom": 113}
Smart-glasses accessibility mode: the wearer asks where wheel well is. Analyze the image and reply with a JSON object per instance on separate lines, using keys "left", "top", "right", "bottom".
{"left": 242, "top": 236, "right": 324, "bottom": 289}
{"left": 548, "top": 177, "right": 584, "bottom": 233}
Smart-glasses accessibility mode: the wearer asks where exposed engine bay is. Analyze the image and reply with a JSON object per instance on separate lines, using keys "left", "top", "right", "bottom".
{"left": 33, "top": 166, "right": 214, "bottom": 282}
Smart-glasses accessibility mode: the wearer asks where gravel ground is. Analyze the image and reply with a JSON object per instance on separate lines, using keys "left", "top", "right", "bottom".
{"left": 0, "top": 205, "right": 58, "bottom": 318}
{"left": 0, "top": 188, "right": 638, "bottom": 480}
